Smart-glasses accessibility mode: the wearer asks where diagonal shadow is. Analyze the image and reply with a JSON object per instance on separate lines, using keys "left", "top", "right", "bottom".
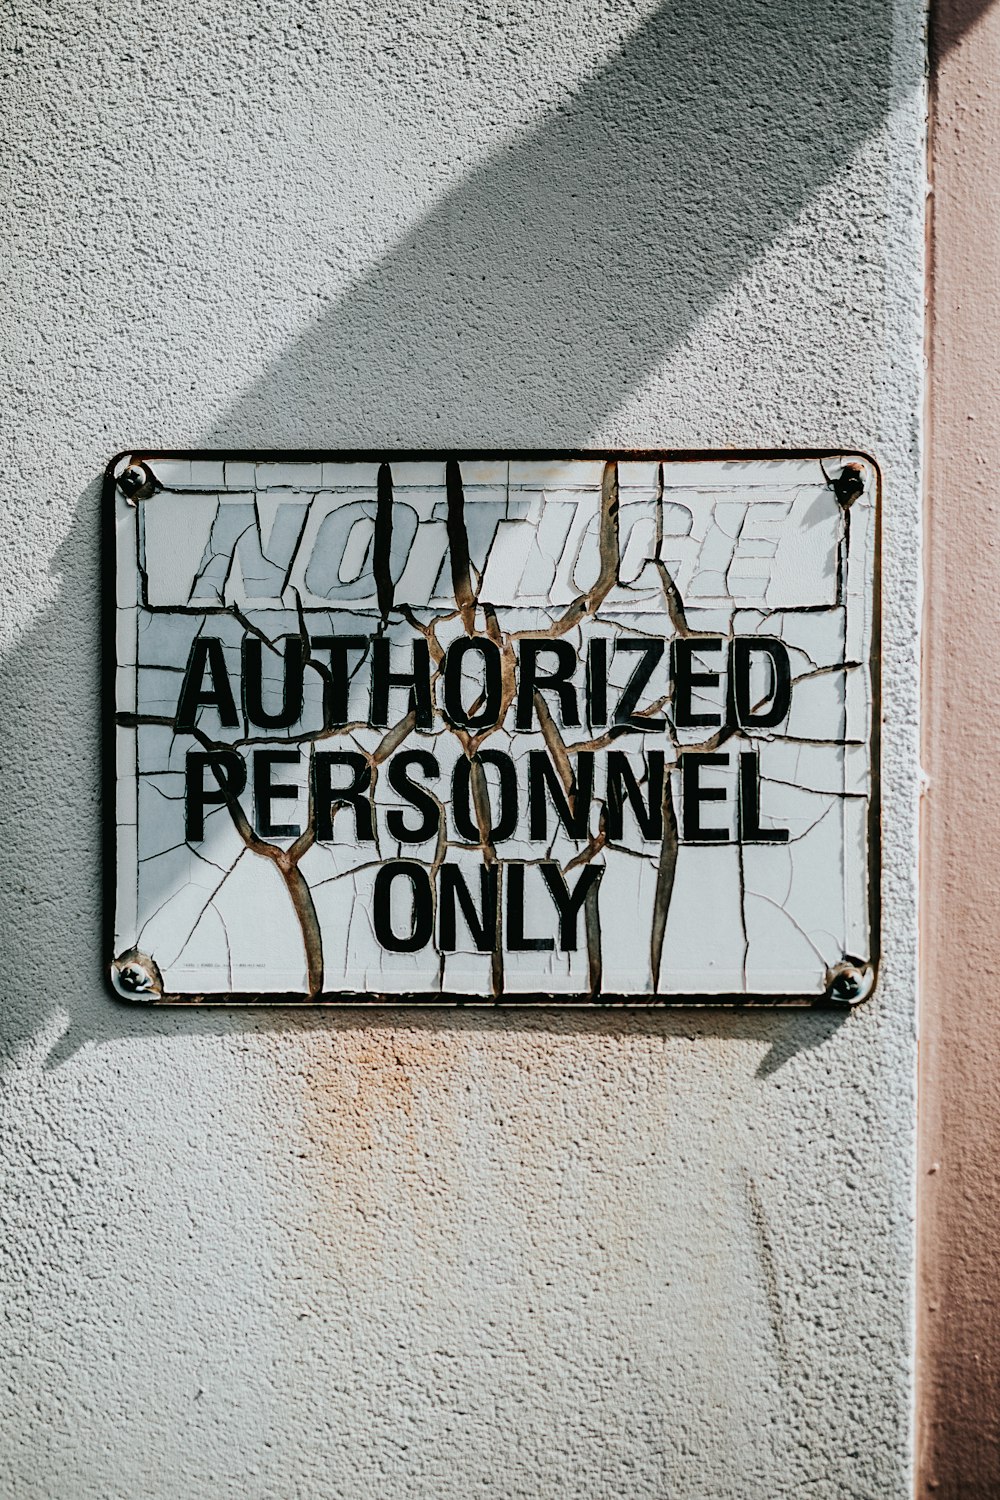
{"left": 210, "top": 0, "right": 907, "bottom": 448}
{"left": 0, "top": 0, "right": 973, "bottom": 1071}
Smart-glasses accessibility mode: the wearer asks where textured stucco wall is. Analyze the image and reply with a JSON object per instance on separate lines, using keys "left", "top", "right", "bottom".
{"left": 0, "top": 3, "right": 924, "bottom": 1497}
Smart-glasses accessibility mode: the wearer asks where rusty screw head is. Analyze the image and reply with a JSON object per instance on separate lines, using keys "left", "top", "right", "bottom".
{"left": 826, "top": 961, "right": 874, "bottom": 1004}
{"left": 118, "top": 462, "right": 150, "bottom": 499}
{"left": 119, "top": 962, "right": 152, "bottom": 992}
{"left": 111, "top": 949, "right": 163, "bottom": 1002}
{"left": 831, "top": 463, "right": 865, "bottom": 509}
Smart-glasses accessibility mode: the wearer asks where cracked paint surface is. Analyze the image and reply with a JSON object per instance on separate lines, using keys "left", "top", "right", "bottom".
{"left": 110, "top": 452, "right": 877, "bottom": 1003}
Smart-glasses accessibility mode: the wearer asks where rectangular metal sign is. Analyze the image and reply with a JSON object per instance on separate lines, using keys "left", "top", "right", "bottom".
{"left": 107, "top": 450, "right": 878, "bottom": 1005}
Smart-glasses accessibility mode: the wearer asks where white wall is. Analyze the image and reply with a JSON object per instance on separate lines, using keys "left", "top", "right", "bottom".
{"left": 0, "top": 3, "right": 924, "bottom": 1496}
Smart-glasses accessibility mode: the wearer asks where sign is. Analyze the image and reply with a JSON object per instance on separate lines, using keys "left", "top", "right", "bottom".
{"left": 107, "top": 451, "right": 879, "bottom": 1005}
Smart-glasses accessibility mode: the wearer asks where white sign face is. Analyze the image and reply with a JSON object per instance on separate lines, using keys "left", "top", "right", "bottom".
{"left": 108, "top": 451, "right": 878, "bottom": 1006}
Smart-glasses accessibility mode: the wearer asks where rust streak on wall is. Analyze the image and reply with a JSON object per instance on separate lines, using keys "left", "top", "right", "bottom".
{"left": 921, "top": 1, "right": 1000, "bottom": 1492}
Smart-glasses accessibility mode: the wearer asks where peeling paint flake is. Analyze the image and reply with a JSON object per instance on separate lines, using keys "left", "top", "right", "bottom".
{"left": 108, "top": 451, "right": 879, "bottom": 1006}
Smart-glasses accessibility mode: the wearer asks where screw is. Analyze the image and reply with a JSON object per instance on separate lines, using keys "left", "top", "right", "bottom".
{"left": 118, "top": 462, "right": 150, "bottom": 499}
{"left": 826, "top": 960, "right": 874, "bottom": 1004}
{"left": 831, "top": 463, "right": 865, "bottom": 509}
{"left": 112, "top": 948, "right": 163, "bottom": 1001}
{"left": 119, "top": 962, "right": 152, "bottom": 992}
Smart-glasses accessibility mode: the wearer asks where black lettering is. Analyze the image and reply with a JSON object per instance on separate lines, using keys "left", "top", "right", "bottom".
{"left": 373, "top": 860, "right": 434, "bottom": 952}
{"left": 370, "top": 638, "right": 433, "bottom": 728}
{"left": 506, "top": 863, "right": 554, "bottom": 951}
{"left": 452, "top": 750, "right": 518, "bottom": 843}
{"left": 672, "top": 638, "right": 723, "bottom": 729}
{"left": 176, "top": 637, "right": 239, "bottom": 731}
{"left": 310, "top": 634, "right": 369, "bottom": 726}
{"left": 443, "top": 637, "right": 502, "bottom": 730}
{"left": 375, "top": 462, "right": 394, "bottom": 619}
{"left": 185, "top": 750, "right": 246, "bottom": 841}
{"left": 254, "top": 748, "right": 301, "bottom": 838}
{"left": 738, "top": 752, "right": 789, "bottom": 843}
{"left": 528, "top": 750, "right": 594, "bottom": 840}
{"left": 681, "top": 752, "right": 730, "bottom": 842}
{"left": 439, "top": 864, "right": 499, "bottom": 952}
{"left": 242, "top": 636, "right": 305, "bottom": 730}
{"left": 539, "top": 862, "right": 603, "bottom": 950}
{"left": 606, "top": 752, "right": 664, "bottom": 840}
{"left": 729, "top": 638, "right": 792, "bottom": 729}
{"left": 386, "top": 751, "right": 441, "bottom": 843}
{"left": 613, "top": 638, "right": 666, "bottom": 730}
{"left": 313, "top": 751, "right": 374, "bottom": 841}
{"left": 587, "top": 638, "right": 609, "bottom": 728}
{"left": 515, "top": 640, "right": 581, "bottom": 729}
